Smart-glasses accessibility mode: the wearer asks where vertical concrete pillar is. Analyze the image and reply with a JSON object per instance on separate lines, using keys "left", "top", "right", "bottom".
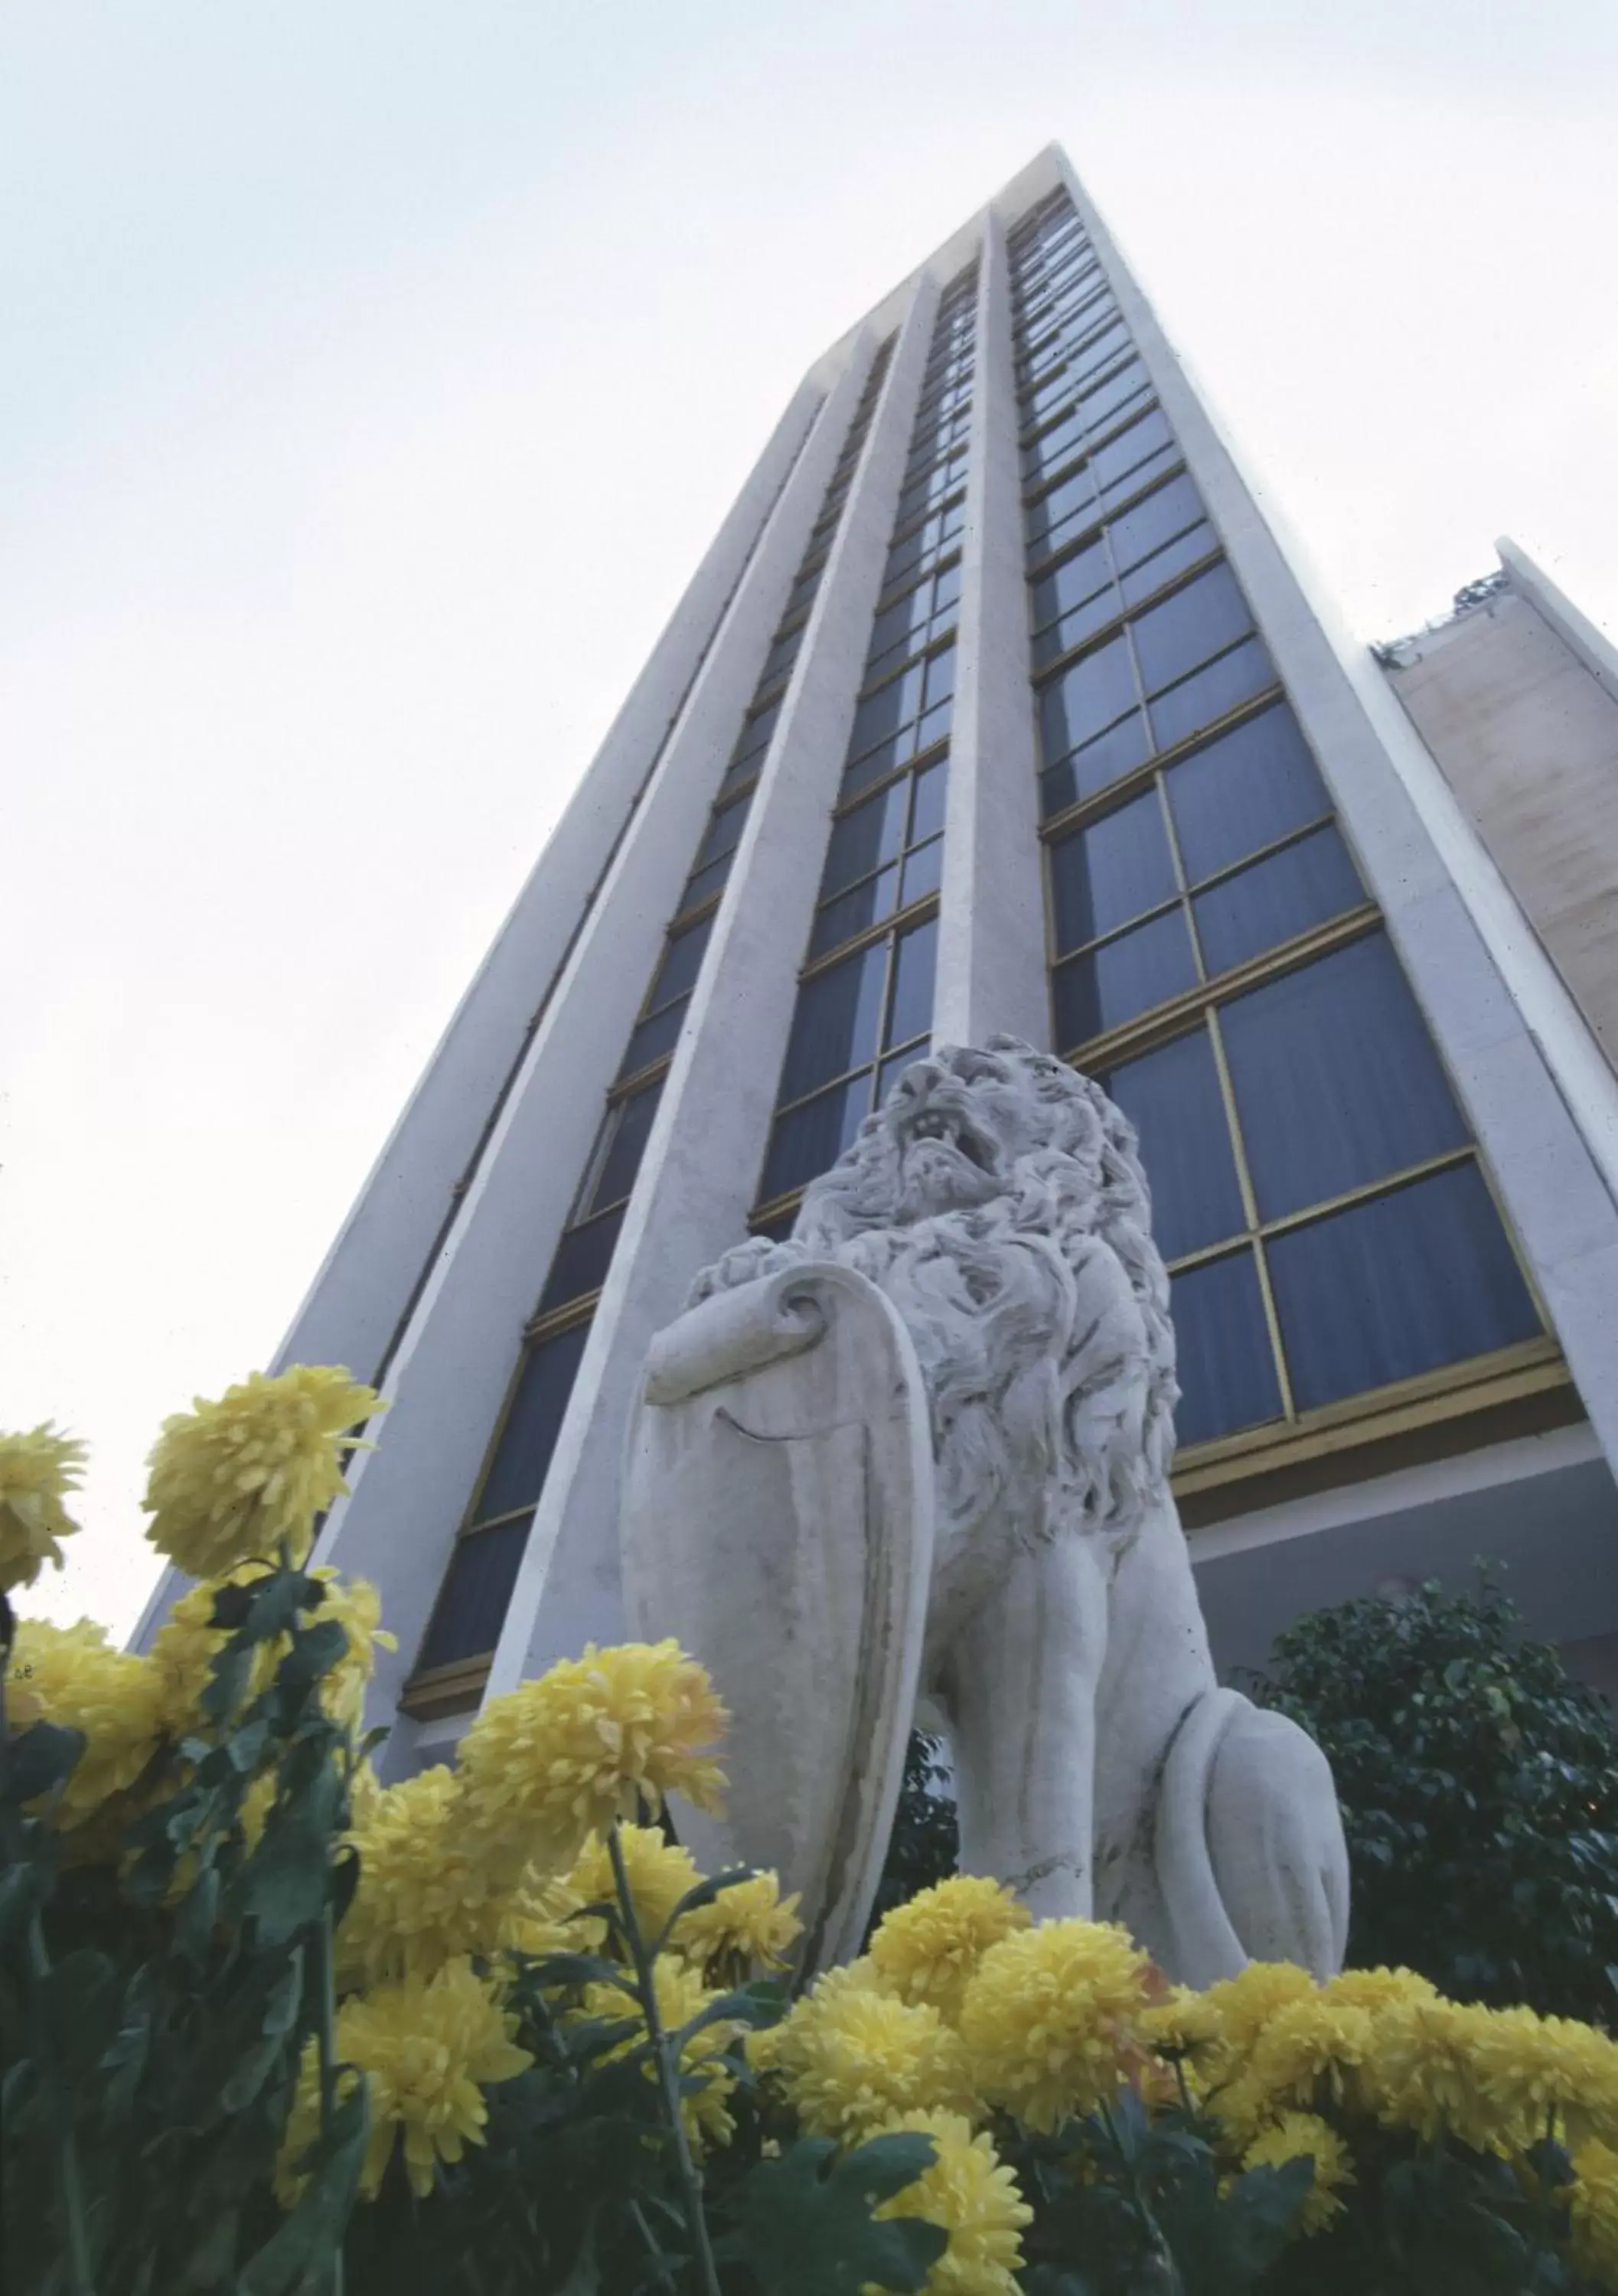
{"left": 934, "top": 213, "right": 1049, "bottom": 1051}
{"left": 489, "top": 279, "right": 942, "bottom": 1688}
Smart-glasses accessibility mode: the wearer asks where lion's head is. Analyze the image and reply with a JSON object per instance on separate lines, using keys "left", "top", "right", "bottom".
{"left": 791, "top": 1039, "right": 1179, "bottom": 1582}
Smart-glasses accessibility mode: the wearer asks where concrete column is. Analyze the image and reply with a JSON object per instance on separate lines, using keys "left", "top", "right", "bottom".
{"left": 1055, "top": 154, "right": 1618, "bottom": 1473}
{"left": 272, "top": 383, "right": 826, "bottom": 1391}
{"left": 489, "top": 277, "right": 941, "bottom": 1689}
{"left": 259, "top": 348, "right": 873, "bottom": 1711}
{"left": 934, "top": 210, "right": 1049, "bottom": 1050}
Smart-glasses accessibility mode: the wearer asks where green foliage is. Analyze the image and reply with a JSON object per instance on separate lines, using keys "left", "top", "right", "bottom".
{"left": 869, "top": 1733, "right": 958, "bottom": 1933}
{"left": 1250, "top": 1574, "right": 1618, "bottom": 2025}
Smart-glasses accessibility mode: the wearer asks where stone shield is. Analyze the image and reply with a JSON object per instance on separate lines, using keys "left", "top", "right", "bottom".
{"left": 620, "top": 1261, "right": 935, "bottom": 1972}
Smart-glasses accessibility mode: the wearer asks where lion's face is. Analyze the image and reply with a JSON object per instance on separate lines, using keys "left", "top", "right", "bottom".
{"left": 879, "top": 1038, "right": 1111, "bottom": 1222}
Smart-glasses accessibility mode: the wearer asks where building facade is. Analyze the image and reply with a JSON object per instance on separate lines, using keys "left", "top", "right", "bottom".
{"left": 136, "top": 145, "right": 1618, "bottom": 1759}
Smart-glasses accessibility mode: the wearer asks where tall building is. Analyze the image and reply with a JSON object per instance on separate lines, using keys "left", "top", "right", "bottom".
{"left": 137, "top": 145, "right": 1618, "bottom": 1765}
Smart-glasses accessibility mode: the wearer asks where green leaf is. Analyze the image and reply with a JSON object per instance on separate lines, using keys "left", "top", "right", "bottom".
{"left": 1, "top": 1719, "right": 86, "bottom": 1805}
{"left": 722, "top": 2132, "right": 947, "bottom": 2296}
{"left": 38, "top": 1947, "right": 123, "bottom": 2092}
{"left": 218, "top": 1952, "right": 305, "bottom": 2114}
{"left": 238, "top": 2072, "right": 367, "bottom": 2296}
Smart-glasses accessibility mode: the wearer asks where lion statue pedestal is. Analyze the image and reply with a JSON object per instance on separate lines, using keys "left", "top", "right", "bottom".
{"left": 621, "top": 1037, "right": 1349, "bottom": 1985}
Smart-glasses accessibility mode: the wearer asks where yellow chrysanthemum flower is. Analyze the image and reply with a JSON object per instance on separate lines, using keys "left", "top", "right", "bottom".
{"left": 1242, "top": 2112, "right": 1354, "bottom": 2235}
{"left": 771, "top": 1962, "right": 975, "bottom": 2144}
{"left": 874, "top": 2111, "right": 1033, "bottom": 2296}
{"left": 151, "top": 1563, "right": 394, "bottom": 1735}
{"left": 338, "top": 1765, "right": 519, "bottom": 1988}
{"left": 578, "top": 1954, "right": 739, "bottom": 2154}
{"left": 1569, "top": 2139, "right": 1618, "bottom": 2289}
{"left": 8, "top": 1618, "right": 166, "bottom": 1828}
{"left": 566, "top": 1824, "right": 701, "bottom": 1949}
{"left": 279, "top": 1957, "right": 531, "bottom": 2203}
{"left": 143, "top": 1365, "right": 381, "bottom": 1577}
{"left": 869, "top": 1876, "right": 1032, "bottom": 2024}
{"left": 1248, "top": 1996, "right": 1375, "bottom": 2114}
{"left": 1140, "top": 1984, "right": 1225, "bottom": 2060}
{"left": 957, "top": 1919, "right": 1153, "bottom": 2133}
{"left": 672, "top": 1868, "right": 802, "bottom": 1976}
{"left": 1364, "top": 1994, "right": 1501, "bottom": 2154}
{"left": 0, "top": 1424, "right": 86, "bottom": 1593}
{"left": 1320, "top": 1966, "right": 1439, "bottom": 2017}
{"left": 1201, "top": 1961, "right": 1318, "bottom": 2056}
{"left": 1465, "top": 2004, "right": 1618, "bottom": 2154}
{"left": 456, "top": 1642, "right": 728, "bottom": 1876}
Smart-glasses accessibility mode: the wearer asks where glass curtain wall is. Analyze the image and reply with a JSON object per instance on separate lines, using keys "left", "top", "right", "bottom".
{"left": 750, "top": 267, "right": 980, "bottom": 1234}
{"left": 406, "top": 347, "right": 895, "bottom": 1694}
{"left": 1008, "top": 192, "right": 1542, "bottom": 1459}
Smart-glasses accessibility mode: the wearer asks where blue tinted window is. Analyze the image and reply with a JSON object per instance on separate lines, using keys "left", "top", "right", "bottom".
{"left": 475, "top": 1318, "right": 592, "bottom": 1526}
{"left": 1131, "top": 563, "right": 1253, "bottom": 693}
{"left": 762, "top": 1076, "right": 871, "bottom": 1199}
{"left": 886, "top": 918, "right": 938, "bottom": 1047}
{"left": 1148, "top": 637, "right": 1274, "bottom": 752}
{"left": 1171, "top": 1251, "right": 1284, "bottom": 1444}
{"left": 1193, "top": 824, "right": 1364, "bottom": 976}
{"left": 1164, "top": 704, "right": 1329, "bottom": 882}
{"left": 1052, "top": 908, "right": 1197, "bottom": 1047}
{"left": 1049, "top": 788, "right": 1177, "bottom": 951}
{"left": 418, "top": 1516, "right": 533, "bottom": 1670}
{"left": 779, "top": 942, "right": 888, "bottom": 1101}
{"left": 1103, "top": 1028, "right": 1246, "bottom": 1261}
{"left": 1039, "top": 635, "right": 1137, "bottom": 760}
{"left": 821, "top": 781, "right": 908, "bottom": 895}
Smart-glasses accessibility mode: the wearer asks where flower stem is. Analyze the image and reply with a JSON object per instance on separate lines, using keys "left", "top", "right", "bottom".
{"left": 607, "top": 1824, "right": 721, "bottom": 2296}
{"left": 313, "top": 1901, "right": 344, "bottom": 2296}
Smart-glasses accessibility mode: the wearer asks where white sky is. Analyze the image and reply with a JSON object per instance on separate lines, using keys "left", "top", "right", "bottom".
{"left": 4, "top": 2, "right": 1616, "bottom": 1645}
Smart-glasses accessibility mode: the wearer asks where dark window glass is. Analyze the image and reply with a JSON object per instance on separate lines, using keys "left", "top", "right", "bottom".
{"left": 1090, "top": 407, "right": 1172, "bottom": 494}
{"left": 779, "top": 942, "right": 888, "bottom": 1101}
{"left": 909, "top": 757, "right": 948, "bottom": 843}
{"left": 1102, "top": 1029, "right": 1245, "bottom": 1261}
{"left": 1028, "top": 462, "right": 1099, "bottom": 557}
{"left": 692, "top": 791, "right": 751, "bottom": 872}
{"left": 822, "top": 780, "right": 908, "bottom": 895}
{"left": 1052, "top": 908, "right": 1197, "bottom": 1047}
{"left": 1193, "top": 824, "right": 1364, "bottom": 976}
{"left": 868, "top": 584, "right": 932, "bottom": 671}
{"left": 758, "top": 630, "right": 801, "bottom": 690}
{"left": 538, "top": 1204, "right": 626, "bottom": 1313}
{"left": 417, "top": 1516, "right": 533, "bottom": 1670}
{"left": 733, "top": 698, "right": 780, "bottom": 766}
{"left": 886, "top": 918, "right": 938, "bottom": 1047}
{"left": 585, "top": 1078, "right": 664, "bottom": 1215}
{"left": 900, "top": 835, "right": 943, "bottom": 906}
{"left": 1148, "top": 637, "right": 1274, "bottom": 752}
{"left": 914, "top": 694, "right": 953, "bottom": 757}
{"left": 475, "top": 1319, "right": 592, "bottom": 1525}
{"left": 1109, "top": 473, "right": 1204, "bottom": 572}
{"left": 925, "top": 645, "right": 956, "bottom": 708}
{"left": 850, "top": 660, "right": 926, "bottom": 761}
{"left": 1025, "top": 405, "right": 1085, "bottom": 482}
{"left": 1040, "top": 635, "right": 1137, "bottom": 760}
{"left": 1119, "top": 522, "right": 1215, "bottom": 610}
{"left": 1164, "top": 704, "right": 1331, "bottom": 882}
{"left": 646, "top": 915, "right": 713, "bottom": 1013}
{"left": 761, "top": 1075, "right": 871, "bottom": 1200}
{"left": 933, "top": 559, "right": 963, "bottom": 618}
{"left": 1079, "top": 357, "right": 1149, "bottom": 433}
{"left": 750, "top": 1205, "right": 799, "bottom": 1244}
{"left": 1267, "top": 1163, "right": 1539, "bottom": 1412}
{"left": 1048, "top": 788, "right": 1177, "bottom": 952}
{"left": 809, "top": 866, "right": 899, "bottom": 960}
{"left": 1131, "top": 564, "right": 1253, "bottom": 693}
{"left": 1031, "top": 538, "right": 1112, "bottom": 631}
{"left": 1170, "top": 1251, "right": 1284, "bottom": 1445}
{"left": 616, "top": 998, "right": 687, "bottom": 1081}
{"left": 1220, "top": 934, "right": 1470, "bottom": 1220}
{"left": 678, "top": 852, "right": 732, "bottom": 916}
{"left": 1039, "top": 710, "right": 1151, "bottom": 819}
{"left": 877, "top": 1041, "right": 929, "bottom": 1107}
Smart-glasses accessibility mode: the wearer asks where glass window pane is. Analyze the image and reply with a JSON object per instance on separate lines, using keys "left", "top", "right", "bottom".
{"left": 1039, "top": 635, "right": 1137, "bottom": 762}
{"left": 779, "top": 942, "right": 888, "bottom": 1102}
{"left": 1108, "top": 472, "right": 1204, "bottom": 570}
{"left": 1079, "top": 358, "right": 1149, "bottom": 434}
{"left": 1052, "top": 907, "right": 1198, "bottom": 1048}
{"left": 692, "top": 792, "right": 751, "bottom": 872}
{"left": 1034, "top": 587, "right": 1121, "bottom": 669}
{"left": 1131, "top": 564, "right": 1252, "bottom": 693}
{"left": 418, "top": 1516, "right": 533, "bottom": 1670}
{"left": 678, "top": 852, "right": 732, "bottom": 915}
{"left": 908, "top": 758, "right": 948, "bottom": 843}
{"left": 1025, "top": 406, "right": 1084, "bottom": 481}
{"left": 924, "top": 644, "right": 957, "bottom": 707}
{"left": 1193, "top": 824, "right": 1364, "bottom": 976}
{"left": 822, "top": 781, "right": 908, "bottom": 896}
{"left": 1039, "top": 709, "right": 1152, "bottom": 819}
{"left": 915, "top": 696, "right": 952, "bottom": 755}
{"left": 809, "top": 866, "right": 899, "bottom": 960}
{"left": 933, "top": 559, "right": 963, "bottom": 617}
{"left": 878, "top": 1042, "right": 930, "bottom": 1110}
{"left": 1148, "top": 637, "right": 1274, "bottom": 753}
{"left": 850, "top": 662, "right": 925, "bottom": 759}
{"left": 761, "top": 1075, "right": 873, "bottom": 1200}
{"left": 1089, "top": 407, "right": 1172, "bottom": 494}
{"left": 1048, "top": 788, "right": 1177, "bottom": 952}
{"left": 899, "top": 836, "right": 943, "bottom": 907}
{"left": 539, "top": 1203, "right": 626, "bottom": 1313}
{"left": 586, "top": 1078, "right": 664, "bottom": 1215}
{"left": 1028, "top": 464, "right": 1099, "bottom": 556}
{"left": 1119, "top": 523, "right": 1215, "bottom": 609}
{"left": 1267, "top": 1163, "right": 1540, "bottom": 1413}
{"left": 1220, "top": 934, "right": 1470, "bottom": 1220}
{"left": 886, "top": 917, "right": 938, "bottom": 1047}
{"left": 1031, "top": 538, "right": 1112, "bottom": 631}
{"left": 475, "top": 1319, "right": 592, "bottom": 1525}
{"left": 1102, "top": 1028, "right": 1246, "bottom": 1260}
{"left": 1164, "top": 703, "right": 1331, "bottom": 882}
{"left": 645, "top": 915, "right": 713, "bottom": 1013}
{"left": 617, "top": 998, "right": 687, "bottom": 1081}
{"left": 1170, "top": 1251, "right": 1284, "bottom": 1446}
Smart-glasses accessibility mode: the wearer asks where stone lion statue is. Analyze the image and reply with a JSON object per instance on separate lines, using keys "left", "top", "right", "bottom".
{"left": 687, "top": 1035, "right": 1349, "bottom": 1984}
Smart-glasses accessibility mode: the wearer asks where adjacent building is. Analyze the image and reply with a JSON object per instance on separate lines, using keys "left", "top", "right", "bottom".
{"left": 135, "top": 145, "right": 1618, "bottom": 1758}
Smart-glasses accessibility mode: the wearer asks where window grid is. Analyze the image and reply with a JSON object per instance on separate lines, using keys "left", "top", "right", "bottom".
{"left": 749, "top": 269, "right": 977, "bottom": 1220}
{"left": 1007, "top": 191, "right": 1544, "bottom": 1466}
{"left": 410, "top": 335, "right": 901, "bottom": 1681}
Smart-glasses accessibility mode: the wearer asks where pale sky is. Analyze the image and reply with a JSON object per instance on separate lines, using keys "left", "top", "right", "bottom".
{"left": 5, "top": 2, "right": 1616, "bottom": 1644}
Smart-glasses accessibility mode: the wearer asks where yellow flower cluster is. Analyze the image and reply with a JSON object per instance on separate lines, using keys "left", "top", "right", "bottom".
{"left": 870, "top": 1873, "right": 1032, "bottom": 2022}
{"left": 151, "top": 1564, "right": 394, "bottom": 1737}
{"left": 279, "top": 1958, "right": 531, "bottom": 2201}
{"left": 672, "top": 1867, "right": 801, "bottom": 1975}
{"left": 957, "top": 1919, "right": 1155, "bottom": 2133}
{"left": 1241, "top": 2112, "right": 1353, "bottom": 2233}
{"left": 6, "top": 1618, "right": 165, "bottom": 1828}
{"left": 0, "top": 1423, "right": 86, "bottom": 1593}
{"left": 875, "top": 2111, "right": 1032, "bottom": 2296}
{"left": 455, "top": 1639, "right": 727, "bottom": 1874}
{"left": 762, "top": 1963, "right": 975, "bottom": 2144}
{"left": 1570, "top": 2139, "right": 1618, "bottom": 2287}
{"left": 338, "top": 1765, "right": 524, "bottom": 1988}
{"left": 579, "top": 1955, "right": 739, "bottom": 2154}
{"left": 143, "top": 1365, "right": 381, "bottom": 1577}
